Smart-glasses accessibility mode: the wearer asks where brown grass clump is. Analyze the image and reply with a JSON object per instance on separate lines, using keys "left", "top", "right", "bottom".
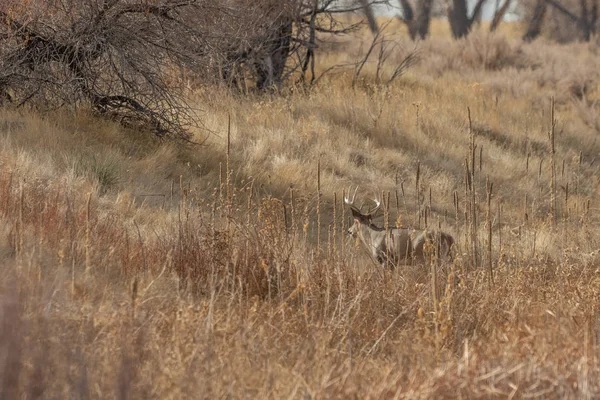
{"left": 2, "top": 21, "right": 600, "bottom": 398}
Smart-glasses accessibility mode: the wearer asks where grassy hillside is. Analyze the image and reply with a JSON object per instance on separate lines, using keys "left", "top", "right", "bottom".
{"left": 1, "top": 26, "right": 600, "bottom": 398}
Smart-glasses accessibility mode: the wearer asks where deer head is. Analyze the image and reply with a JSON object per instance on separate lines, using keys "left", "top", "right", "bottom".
{"left": 344, "top": 186, "right": 381, "bottom": 237}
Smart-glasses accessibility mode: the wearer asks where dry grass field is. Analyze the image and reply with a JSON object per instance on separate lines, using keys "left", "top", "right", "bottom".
{"left": 2, "top": 20, "right": 600, "bottom": 398}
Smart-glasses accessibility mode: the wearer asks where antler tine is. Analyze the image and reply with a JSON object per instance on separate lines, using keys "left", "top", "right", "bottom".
{"left": 344, "top": 185, "right": 362, "bottom": 214}
{"left": 344, "top": 185, "right": 359, "bottom": 206}
{"left": 366, "top": 191, "right": 382, "bottom": 216}
{"left": 344, "top": 186, "right": 351, "bottom": 204}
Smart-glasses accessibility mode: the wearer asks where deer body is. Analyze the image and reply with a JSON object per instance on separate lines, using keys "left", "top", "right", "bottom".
{"left": 345, "top": 186, "right": 454, "bottom": 267}
{"left": 350, "top": 221, "right": 420, "bottom": 264}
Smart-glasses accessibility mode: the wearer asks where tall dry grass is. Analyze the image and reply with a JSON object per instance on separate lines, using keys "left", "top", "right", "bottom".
{"left": 1, "top": 24, "right": 600, "bottom": 398}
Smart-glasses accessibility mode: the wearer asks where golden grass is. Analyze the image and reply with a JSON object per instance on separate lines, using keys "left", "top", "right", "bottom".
{"left": 1, "top": 26, "right": 600, "bottom": 398}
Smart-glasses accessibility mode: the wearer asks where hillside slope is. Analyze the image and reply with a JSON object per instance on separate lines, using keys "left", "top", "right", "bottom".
{"left": 1, "top": 30, "right": 600, "bottom": 397}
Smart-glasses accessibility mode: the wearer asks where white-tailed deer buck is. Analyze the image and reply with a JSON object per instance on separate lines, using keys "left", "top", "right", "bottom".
{"left": 345, "top": 187, "right": 454, "bottom": 268}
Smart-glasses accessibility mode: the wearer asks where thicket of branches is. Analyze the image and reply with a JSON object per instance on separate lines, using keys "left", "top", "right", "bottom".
{"left": 0, "top": 0, "right": 387, "bottom": 139}
{"left": 0, "top": 0, "right": 204, "bottom": 139}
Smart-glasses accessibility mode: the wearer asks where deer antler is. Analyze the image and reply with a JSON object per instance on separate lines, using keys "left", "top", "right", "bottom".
{"left": 345, "top": 186, "right": 381, "bottom": 217}
{"left": 364, "top": 192, "right": 381, "bottom": 217}
{"left": 344, "top": 186, "right": 360, "bottom": 212}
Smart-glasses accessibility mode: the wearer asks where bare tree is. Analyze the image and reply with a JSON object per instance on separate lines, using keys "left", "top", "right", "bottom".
{"left": 520, "top": 0, "right": 598, "bottom": 42}
{"left": 399, "top": 0, "right": 434, "bottom": 40}
{"left": 248, "top": 3, "right": 295, "bottom": 90}
{"left": 0, "top": 0, "right": 387, "bottom": 138}
{"left": 447, "top": 0, "right": 489, "bottom": 38}
{"left": 545, "top": 0, "right": 598, "bottom": 41}
{"left": 523, "top": 0, "right": 548, "bottom": 41}
{"left": 0, "top": 0, "right": 215, "bottom": 139}
{"left": 209, "top": 0, "right": 392, "bottom": 89}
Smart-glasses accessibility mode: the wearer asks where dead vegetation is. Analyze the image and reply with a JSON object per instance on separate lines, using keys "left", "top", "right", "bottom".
{"left": 1, "top": 18, "right": 600, "bottom": 399}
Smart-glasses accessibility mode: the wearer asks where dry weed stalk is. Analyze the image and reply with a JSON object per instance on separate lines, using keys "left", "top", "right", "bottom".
{"left": 486, "top": 176, "right": 494, "bottom": 288}
{"left": 384, "top": 190, "right": 390, "bottom": 268}
{"left": 226, "top": 114, "right": 232, "bottom": 233}
{"left": 549, "top": 96, "right": 557, "bottom": 226}
{"left": 316, "top": 158, "right": 321, "bottom": 254}
{"left": 467, "top": 107, "right": 479, "bottom": 273}
{"left": 416, "top": 160, "right": 421, "bottom": 229}
{"left": 464, "top": 157, "right": 471, "bottom": 273}
{"left": 17, "top": 181, "right": 23, "bottom": 270}
{"left": 85, "top": 192, "right": 91, "bottom": 276}
{"left": 333, "top": 192, "right": 338, "bottom": 257}
{"left": 341, "top": 188, "right": 346, "bottom": 264}
{"left": 430, "top": 238, "right": 440, "bottom": 360}
{"left": 497, "top": 199, "right": 503, "bottom": 268}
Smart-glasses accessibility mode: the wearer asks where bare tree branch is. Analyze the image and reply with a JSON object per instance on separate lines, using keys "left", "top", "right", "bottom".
{"left": 523, "top": 0, "right": 548, "bottom": 41}
{"left": 490, "top": 0, "right": 513, "bottom": 32}
{"left": 358, "top": 0, "right": 379, "bottom": 33}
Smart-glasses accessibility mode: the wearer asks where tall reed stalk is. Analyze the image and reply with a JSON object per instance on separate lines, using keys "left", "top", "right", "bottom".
{"left": 549, "top": 96, "right": 557, "bottom": 226}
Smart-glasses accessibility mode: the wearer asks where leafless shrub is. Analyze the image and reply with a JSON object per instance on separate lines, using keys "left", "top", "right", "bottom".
{"left": 0, "top": 0, "right": 212, "bottom": 139}
{"left": 352, "top": 21, "right": 420, "bottom": 88}
{"left": 423, "top": 32, "right": 525, "bottom": 74}
{"left": 0, "top": 0, "right": 387, "bottom": 139}
{"left": 458, "top": 32, "right": 524, "bottom": 71}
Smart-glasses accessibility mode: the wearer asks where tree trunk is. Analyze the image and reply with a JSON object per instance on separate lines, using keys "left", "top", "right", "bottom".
{"left": 545, "top": 0, "right": 597, "bottom": 41}
{"left": 359, "top": 0, "right": 379, "bottom": 33}
{"left": 399, "top": 0, "right": 414, "bottom": 22}
{"left": 448, "top": 0, "right": 471, "bottom": 38}
{"left": 580, "top": 0, "right": 598, "bottom": 41}
{"left": 256, "top": 17, "right": 293, "bottom": 90}
{"left": 447, "top": 0, "right": 487, "bottom": 38}
{"left": 399, "top": 0, "right": 433, "bottom": 40}
{"left": 411, "top": 0, "right": 434, "bottom": 39}
{"left": 523, "top": 0, "right": 547, "bottom": 41}
{"left": 490, "top": 0, "right": 512, "bottom": 32}
{"left": 589, "top": 0, "right": 599, "bottom": 36}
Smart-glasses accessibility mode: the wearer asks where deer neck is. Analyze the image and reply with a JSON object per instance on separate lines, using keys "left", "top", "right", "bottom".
{"left": 357, "top": 222, "right": 386, "bottom": 255}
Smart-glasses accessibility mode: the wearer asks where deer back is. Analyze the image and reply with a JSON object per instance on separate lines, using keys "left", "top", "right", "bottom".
{"left": 387, "top": 228, "right": 420, "bottom": 263}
